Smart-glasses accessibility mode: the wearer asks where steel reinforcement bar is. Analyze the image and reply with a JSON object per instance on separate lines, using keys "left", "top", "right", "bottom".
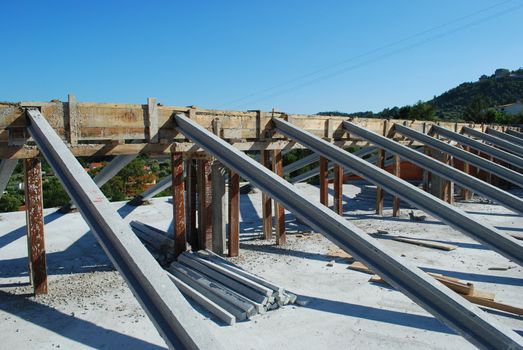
{"left": 343, "top": 121, "right": 523, "bottom": 215}
{"left": 26, "top": 109, "right": 219, "bottom": 350}
{"left": 174, "top": 112, "right": 523, "bottom": 350}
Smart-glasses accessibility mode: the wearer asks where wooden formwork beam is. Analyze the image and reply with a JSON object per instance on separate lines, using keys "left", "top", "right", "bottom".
{"left": 333, "top": 164, "right": 343, "bottom": 215}
{"left": 186, "top": 158, "right": 198, "bottom": 249}
{"left": 375, "top": 149, "right": 385, "bottom": 215}
{"left": 228, "top": 170, "right": 240, "bottom": 257}
{"left": 23, "top": 157, "right": 47, "bottom": 295}
{"left": 319, "top": 156, "right": 329, "bottom": 207}
{"left": 171, "top": 152, "right": 186, "bottom": 258}
{"left": 272, "top": 149, "right": 286, "bottom": 245}
{"left": 392, "top": 154, "right": 401, "bottom": 217}
{"left": 197, "top": 158, "right": 213, "bottom": 250}
{"left": 261, "top": 150, "right": 273, "bottom": 240}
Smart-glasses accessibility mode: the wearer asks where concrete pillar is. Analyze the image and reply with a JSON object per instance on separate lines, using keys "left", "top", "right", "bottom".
{"left": 319, "top": 156, "right": 329, "bottom": 207}
{"left": 261, "top": 150, "right": 273, "bottom": 240}
{"left": 211, "top": 161, "right": 226, "bottom": 254}
{"left": 228, "top": 170, "right": 240, "bottom": 257}
{"left": 24, "top": 158, "right": 47, "bottom": 295}
{"left": 272, "top": 149, "right": 286, "bottom": 245}
{"left": 171, "top": 152, "right": 186, "bottom": 258}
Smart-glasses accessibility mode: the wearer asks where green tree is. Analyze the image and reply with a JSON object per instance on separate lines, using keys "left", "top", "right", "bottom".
{"left": 0, "top": 192, "right": 23, "bottom": 212}
{"left": 43, "top": 177, "right": 70, "bottom": 208}
{"left": 408, "top": 101, "right": 436, "bottom": 121}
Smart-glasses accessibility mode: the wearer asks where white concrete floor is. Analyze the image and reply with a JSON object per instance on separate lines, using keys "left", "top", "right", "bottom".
{"left": 0, "top": 183, "right": 522, "bottom": 349}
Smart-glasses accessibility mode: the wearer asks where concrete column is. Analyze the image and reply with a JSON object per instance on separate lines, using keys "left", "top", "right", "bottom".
{"left": 261, "top": 150, "right": 273, "bottom": 240}
{"left": 171, "top": 152, "right": 186, "bottom": 258}
{"left": 319, "top": 156, "right": 329, "bottom": 207}
{"left": 272, "top": 149, "right": 286, "bottom": 245}
{"left": 211, "top": 161, "right": 226, "bottom": 254}
{"left": 24, "top": 158, "right": 47, "bottom": 295}
{"left": 228, "top": 170, "right": 240, "bottom": 257}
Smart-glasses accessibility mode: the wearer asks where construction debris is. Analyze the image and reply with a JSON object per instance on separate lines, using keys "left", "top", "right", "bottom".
{"left": 391, "top": 236, "right": 457, "bottom": 251}
{"left": 369, "top": 273, "right": 523, "bottom": 316}
{"left": 167, "top": 250, "right": 297, "bottom": 325}
{"left": 408, "top": 210, "right": 427, "bottom": 222}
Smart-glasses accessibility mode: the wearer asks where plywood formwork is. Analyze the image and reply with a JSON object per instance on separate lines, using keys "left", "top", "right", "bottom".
{"left": 0, "top": 98, "right": 496, "bottom": 160}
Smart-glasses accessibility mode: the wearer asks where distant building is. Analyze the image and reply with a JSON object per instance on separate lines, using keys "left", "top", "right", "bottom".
{"left": 495, "top": 68, "right": 510, "bottom": 79}
{"left": 495, "top": 101, "right": 523, "bottom": 115}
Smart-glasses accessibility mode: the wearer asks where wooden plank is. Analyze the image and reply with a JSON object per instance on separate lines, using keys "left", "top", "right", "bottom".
{"left": 197, "top": 158, "right": 213, "bottom": 250}
{"left": 272, "top": 149, "right": 286, "bottom": 245}
{"left": 67, "top": 94, "right": 78, "bottom": 145}
{"left": 24, "top": 158, "right": 47, "bottom": 295}
{"left": 261, "top": 150, "right": 273, "bottom": 240}
{"left": 392, "top": 236, "right": 457, "bottom": 251}
{"left": 348, "top": 261, "right": 374, "bottom": 274}
{"left": 228, "top": 170, "right": 240, "bottom": 257}
{"left": 319, "top": 156, "right": 328, "bottom": 207}
{"left": 172, "top": 152, "right": 186, "bottom": 258}
{"left": 392, "top": 154, "right": 401, "bottom": 217}
{"left": 461, "top": 146, "right": 472, "bottom": 200}
{"left": 147, "top": 97, "right": 159, "bottom": 143}
{"left": 462, "top": 295, "right": 523, "bottom": 316}
{"left": 333, "top": 164, "right": 343, "bottom": 214}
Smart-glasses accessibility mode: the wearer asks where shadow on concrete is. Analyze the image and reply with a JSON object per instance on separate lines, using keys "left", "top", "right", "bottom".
{"left": 0, "top": 231, "right": 112, "bottom": 279}
{"left": 0, "top": 210, "right": 65, "bottom": 249}
{"left": 0, "top": 291, "right": 165, "bottom": 349}
{"left": 298, "top": 293, "right": 454, "bottom": 334}
{"left": 239, "top": 241, "right": 347, "bottom": 263}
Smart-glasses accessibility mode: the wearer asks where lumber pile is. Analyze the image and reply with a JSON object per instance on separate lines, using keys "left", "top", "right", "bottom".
{"left": 167, "top": 250, "right": 297, "bottom": 325}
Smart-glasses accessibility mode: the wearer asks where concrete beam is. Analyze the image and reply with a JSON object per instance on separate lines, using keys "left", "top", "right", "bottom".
{"left": 486, "top": 126, "right": 523, "bottom": 148}
{"left": 0, "top": 159, "right": 17, "bottom": 199}
{"left": 463, "top": 126, "right": 523, "bottom": 158}
{"left": 129, "top": 174, "right": 172, "bottom": 206}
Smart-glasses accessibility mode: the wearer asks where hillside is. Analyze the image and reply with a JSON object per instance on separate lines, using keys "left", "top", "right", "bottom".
{"left": 319, "top": 68, "right": 523, "bottom": 123}
{"left": 430, "top": 68, "right": 523, "bottom": 120}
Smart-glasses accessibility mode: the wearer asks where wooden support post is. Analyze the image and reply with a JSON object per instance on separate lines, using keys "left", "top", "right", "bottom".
{"left": 272, "top": 149, "right": 286, "bottom": 245}
{"left": 24, "top": 158, "right": 47, "bottom": 295}
{"left": 211, "top": 161, "right": 226, "bottom": 254}
{"left": 261, "top": 150, "right": 273, "bottom": 240}
{"left": 392, "top": 154, "right": 401, "bottom": 217}
{"left": 228, "top": 170, "right": 240, "bottom": 257}
{"left": 375, "top": 149, "right": 385, "bottom": 215}
{"left": 333, "top": 164, "right": 343, "bottom": 215}
{"left": 197, "top": 158, "right": 212, "bottom": 250}
{"left": 67, "top": 94, "right": 78, "bottom": 146}
{"left": 422, "top": 146, "right": 430, "bottom": 192}
{"left": 147, "top": 97, "right": 159, "bottom": 143}
{"left": 447, "top": 155, "right": 454, "bottom": 204}
{"left": 171, "top": 152, "right": 186, "bottom": 258}
{"left": 319, "top": 156, "right": 329, "bottom": 207}
{"left": 461, "top": 146, "right": 471, "bottom": 200}
{"left": 186, "top": 159, "right": 198, "bottom": 249}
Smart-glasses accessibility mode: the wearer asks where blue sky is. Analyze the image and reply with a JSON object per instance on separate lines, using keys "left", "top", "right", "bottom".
{"left": 1, "top": 1, "right": 522, "bottom": 114}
